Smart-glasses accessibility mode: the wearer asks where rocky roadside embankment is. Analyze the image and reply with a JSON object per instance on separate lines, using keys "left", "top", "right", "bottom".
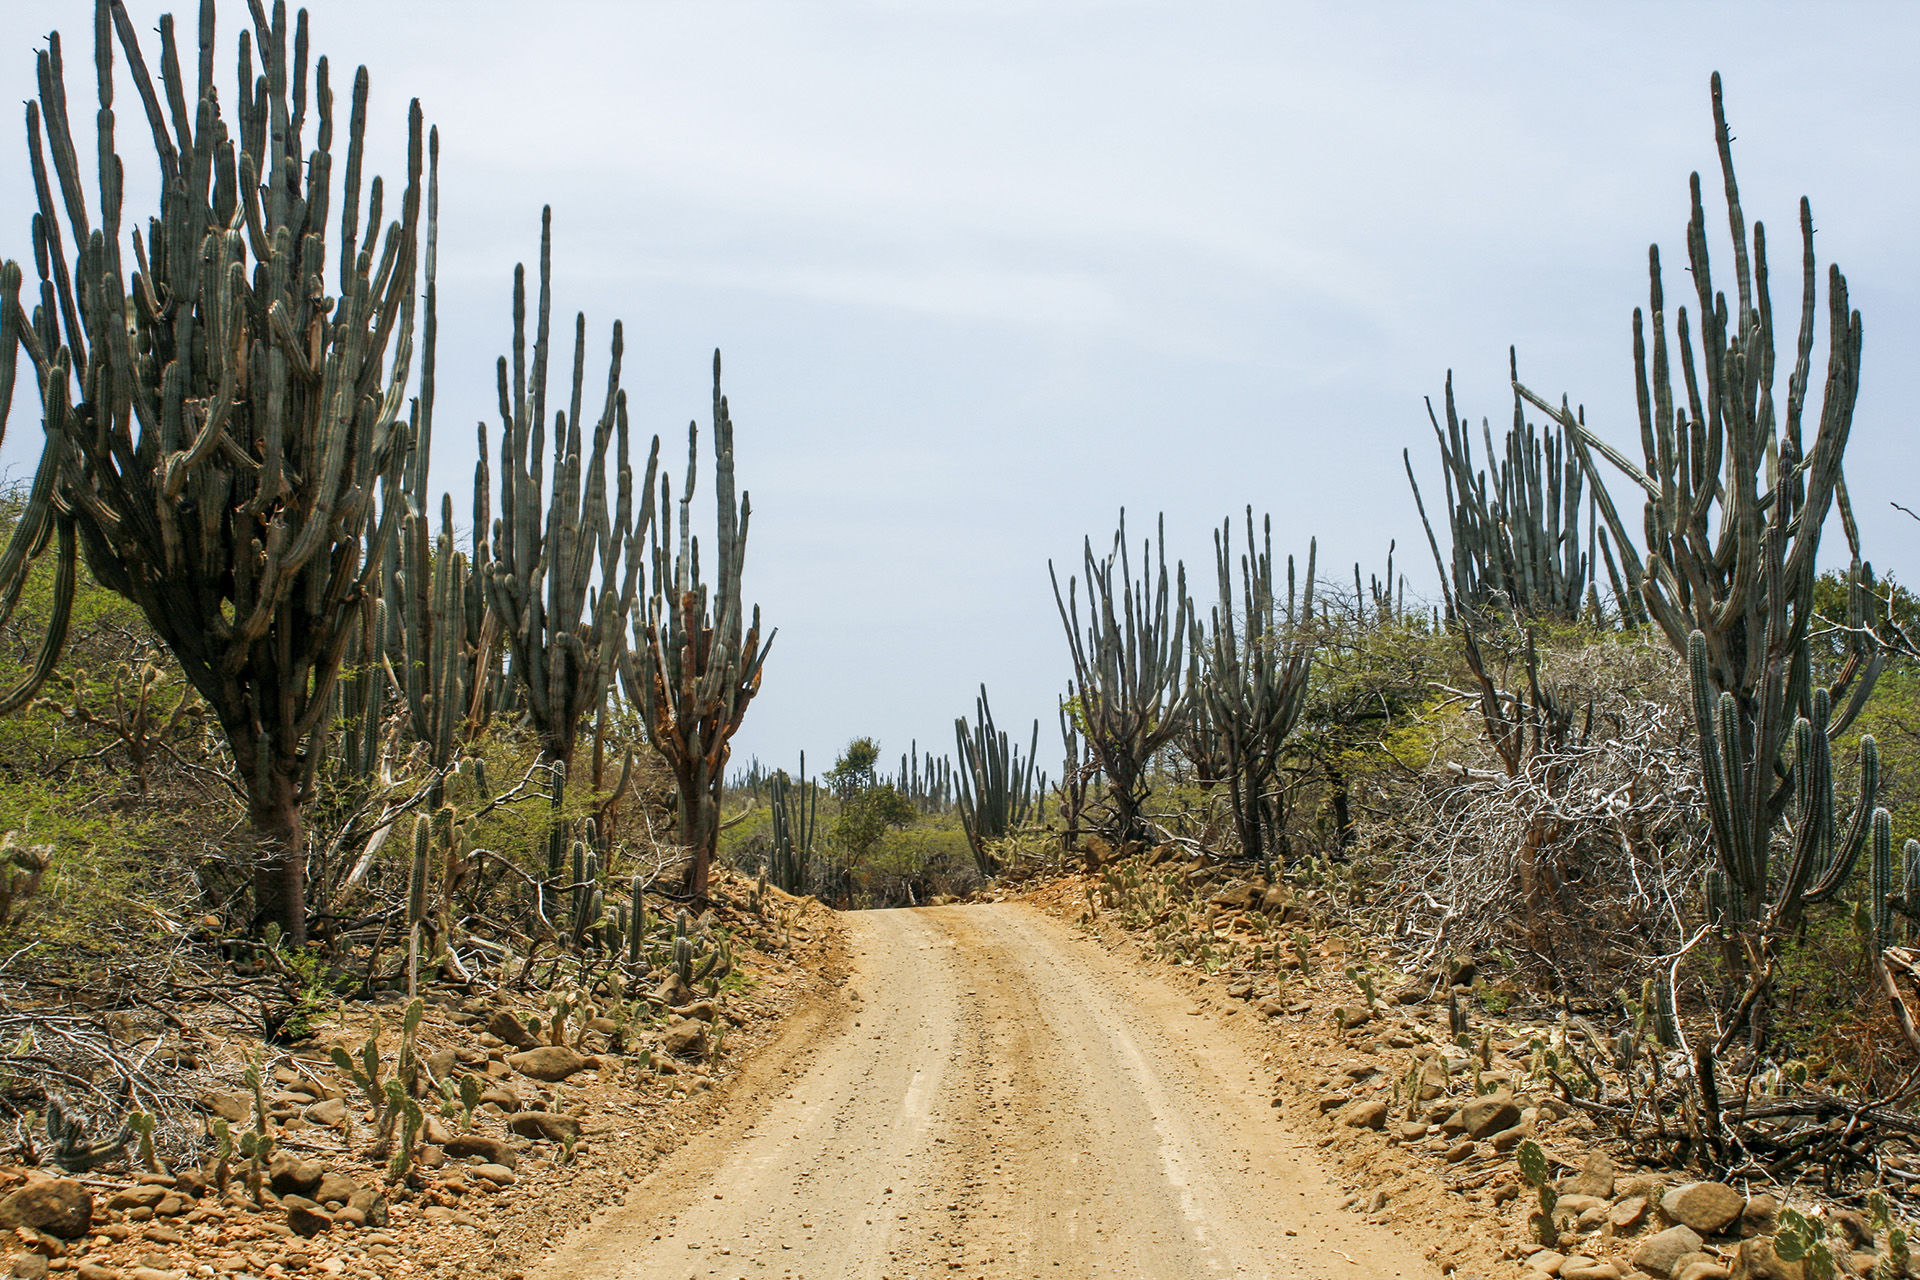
{"left": 0, "top": 880, "right": 844, "bottom": 1280}
{"left": 1026, "top": 853, "right": 1908, "bottom": 1280}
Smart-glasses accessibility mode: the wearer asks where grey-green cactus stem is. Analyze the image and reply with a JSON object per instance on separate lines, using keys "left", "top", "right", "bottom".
{"left": 333, "top": 599, "right": 388, "bottom": 784}
{"left": 1903, "top": 839, "right": 1920, "bottom": 947}
{"left": 387, "top": 132, "right": 498, "bottom": 776}
{"left": 1050, "top": 511, "right": 1192, "bottom": 852}
{"left": 768, "top": 757, "right": 816, "bottom": 896}
{"left": 1406, "top": 355, "right": 1614, "bottom": 627}
{"left": 621, "top": 354, "right": 773, "bottom": 900}
{"left": 1056, "top": 698, "right": 1089, "bottom": 860}
{"left": 1691, "top": 630, "right": 1880, "bottom": 933}
{"left": 0, "top": 1, "right": 427, "bottom": 942}
{"left": 1192, "top": 512, "right": 1316, "bottom": 871}
{"left": 480, "top": 207, "right": 655, "bottom": 878}
{"left": 1872, "top": 809, "right": 1895, "bottom": 951}
{"left": 0, "top": 259, "right": 77, "bottom": 717}
{"left": 388, "top": 494, "right": 497, "bottom": 769}
{"left": 406, "top": 813, "right": 429, "bottom": 996}
{"left": 954, "top": 685, "right": 1040, "bottom": 877}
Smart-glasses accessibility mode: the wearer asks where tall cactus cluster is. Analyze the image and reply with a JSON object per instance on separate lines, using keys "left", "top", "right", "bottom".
{"left": 892, "top": 744, "right": 955, "bottom": 814}
{"left": 1189, "top": 512, "right": 1316, "bottom": 870}
{"left": 0, "top": 0, "right": 426, "bottom": 941}
{"left": 768, "top": 759, "right": 817, "bottom": 895}
{"left": 1407, "top": 359, "right": 1608, "bottom": 789}
{"left": 379, "top": 158, "right": 501, "bottom": 780}
{"left": 1406, "top": 358, "right": 1619, "bottom": 627}
{"left": 1518, "top": 74, "right": 1884, "bottom": 975}
{"left": 1522, "top": 77, "right": 1873, "bottom": 710}
{"left": 481, "top": 207, "right": 653, "bottom": 878}
{"left": 1051, "top": 512, "right": 1192, "bottom": 850}
{"left": 954, "top": 685, "right": 1040, "bottom": 876}
{"left": 1049, "top": 506, "right": 1321, "bottom": 870}
{"left": 1405, "top": 362, "right": 1628, "bottom": 629}
{"left": 481, "top": 207, "right": 649, "bottom": 773}
{"left": 621, "top": 359, "right": 773, "bottom": 900}
{"left": 0, "top": 0, "right": 772, "bottom": 944}
{"left": 386, "top": 493, "right": 500, "bottom": 769}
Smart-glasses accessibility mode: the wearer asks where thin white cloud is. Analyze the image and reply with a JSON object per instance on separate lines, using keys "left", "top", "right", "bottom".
{"left": 0, "top": 0, "right": 1913, "bottom": 767}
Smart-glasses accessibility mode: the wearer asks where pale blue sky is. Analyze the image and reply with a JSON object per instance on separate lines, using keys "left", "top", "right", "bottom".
{"left": 1, "top": 2, "right": 1916, "bottom": 776}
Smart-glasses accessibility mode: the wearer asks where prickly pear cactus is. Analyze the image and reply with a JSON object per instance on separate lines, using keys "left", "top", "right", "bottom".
{"left": 1516, "top": 1139, "right": 1558, "bottom": 1247}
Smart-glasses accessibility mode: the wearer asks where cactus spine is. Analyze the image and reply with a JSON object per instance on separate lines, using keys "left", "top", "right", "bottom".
{"left": 622, "top": 356, "right": 772, "bottom": 899}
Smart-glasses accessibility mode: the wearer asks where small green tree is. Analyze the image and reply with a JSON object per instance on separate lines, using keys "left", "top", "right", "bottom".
{"left": 823, "top": 739, "right": 914, "bottom": 862}
{"left": 826, "top": 738, "right": 880, "bottom": 801}
{"left": 832, "top": 784, "right": 916, "bottom": 860}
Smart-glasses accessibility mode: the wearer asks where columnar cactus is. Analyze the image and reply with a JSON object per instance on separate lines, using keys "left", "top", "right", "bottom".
{"left": 1056, "top": 695, "right": 1092, "bottom": 862}
{"left": 954, "top": 685, "right": 1040, "bottom": 876}
{"left": 568, "top": 834, "right": 603, "bottom": 947}
{"left": 388, "top": 495, "right": 498, "bottom": 766}
{"left": 0, "top": 1, "right": 427, "bottom": 941}
{"left": 406, "top": 813, "right": 429, "bottom": 995}
{"left": 1192, "top": 511, "right": 1316, "bottom": 869}
{"left": 1527, "top": 75, "right": 1873, "bottom": 702}
{"left": 1406, "top": 357, "right": 1613, "bottom": 626}
{"left": 387, "top": 154, "right": 499, "bottom": 774}
{"left": 1497, "top": 77, "right": 1885, "bottom": 1001}
{"left": 1872, "top": 809, "right": 1896, "bottom": 951}
{"left": 1691, "top": 631, "right": 1879, "bottom": 932}
{"left": 621, "top": 356, "right": 772, "bottom": 899}
{"left": 768, "top": 759, "right": 816, "bottom": 895}
{"left": 481, "top": 209, "right": 655, "bottom": 875}
{"left": 1050, "top": 512, "right": 1192, "bottom": 849}
{"left": 332, "top": 599, "right": 389, "bottom": 786}
{"left": 1517, "top": 78, "right": 1881, "bottom": 941}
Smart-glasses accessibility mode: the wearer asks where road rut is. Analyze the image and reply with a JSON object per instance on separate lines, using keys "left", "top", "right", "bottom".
{"left": 534, "top": 903, "right": 1440, "bottom": 1279}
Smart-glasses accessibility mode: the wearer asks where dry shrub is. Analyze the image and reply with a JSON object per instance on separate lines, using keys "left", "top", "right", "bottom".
{"left": 1379, "top": 634, "right": 1710, "bottom": 995}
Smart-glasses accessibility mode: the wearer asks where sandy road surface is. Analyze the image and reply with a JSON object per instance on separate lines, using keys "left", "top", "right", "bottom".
{"left": 534, "top": 904, "right": 1440, "bottom": 1280}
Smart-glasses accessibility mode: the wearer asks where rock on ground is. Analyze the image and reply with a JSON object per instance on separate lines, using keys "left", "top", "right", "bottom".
{"left": 508, "top": 1045, "right": 597, "bottom": 1081}
{"left": 1633, "top": 1224, "right": 1706, "bottom": 1277}
{"left": 1661, "top": 1181, "right": 1744, "bottom": 1235}
{"left": 0, "top": 1177, "right": 92, "bottom": 1239}
{"left": 508, "top": 1111, "right": 583, "bottom": 1143}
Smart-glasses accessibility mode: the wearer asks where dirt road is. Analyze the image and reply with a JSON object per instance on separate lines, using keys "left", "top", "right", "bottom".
{"left": 534, "top": 903, "right": 1440, "bottom": 1280}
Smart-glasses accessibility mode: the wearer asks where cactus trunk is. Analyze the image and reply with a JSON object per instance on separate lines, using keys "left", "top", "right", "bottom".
{"left": 246, "top": 768, "right": 306, "bottom": 947}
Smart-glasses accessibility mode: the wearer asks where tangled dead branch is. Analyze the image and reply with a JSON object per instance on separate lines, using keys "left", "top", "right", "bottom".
{"left": 1388, "top": 642, "right": 1709, "bottom": 994}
